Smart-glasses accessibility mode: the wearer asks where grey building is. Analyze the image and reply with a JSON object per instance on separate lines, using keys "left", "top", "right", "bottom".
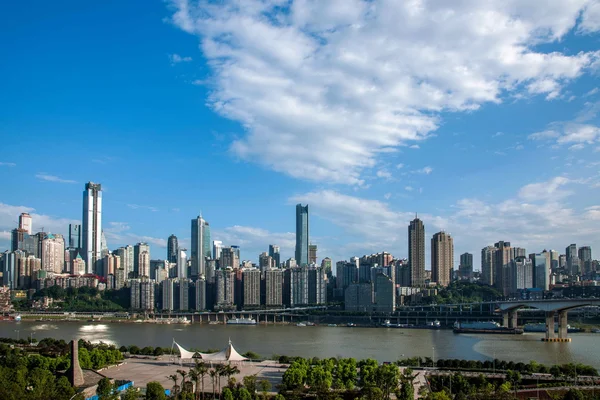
{"left": 191, "top": 215, "right": 211, "bottom": 278}
{"left": 268, "top": 245, "right": 280, "bottom": 268}
{"left": 162, "top": 279, "right": 175, "bottom": 312}
{"left": 215, "top": 268, "right": 235, "bottom": 309}
{"left": 511, "top": 257, "right": 533, "bottom": 294}
{"left": 178, "top": 279, "right": 190, "bottom": 311}
{"left": 344, "top": 283, "right": 373, "bottom": 312}
{"left": 295, "top": 204, "right": 309, "bottom": 266}
{"left": 431, "top": 231, "right": 454, "bottom": 287}
{"left": 264, "top": 269, "right": 284, "bottom": 307}
{"left": 531, "top": 253, "right": 550, "bottom": 291}
{"left": 579, "top": 246, "right": 592, "bottom": 275}
{"left": 459, "top": 252, "right": 473, "bottom": 281}
{"left": 242, "top": 268, "right": 261, "bottom": 308}
{"left": 308, "top": 266, "right": 326, "bottom": 305}
{"left": 494, "top": 241, "right": 512, "bottom": 297}
{"left": 408, "top": 217, "right": 425, "bottom": 287}
{"left": 167, "top": 234, "right": 178, "bottom": 264}
{"left": 373, "top": 273, "right": 395, "bottom": 313}
{"left": 82, "top": 182, "right": 102, "bottom": 275}
{"left": 481, "top": 246, "right": 496, "bottom": 286}
{"left": 195, "top": 278, "right": 206, "bottom": 311}
{"left": 134, "top": 243, "right": 150, "bottom": 277}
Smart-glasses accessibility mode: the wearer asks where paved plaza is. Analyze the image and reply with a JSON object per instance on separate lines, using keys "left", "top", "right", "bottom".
{"left": 102, "top": 356, "right": 287, "bottom": 394}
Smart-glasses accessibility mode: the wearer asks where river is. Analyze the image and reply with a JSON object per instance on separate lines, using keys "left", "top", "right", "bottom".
{"left": 3, "top": 321, "right": 600, "bottom": 368}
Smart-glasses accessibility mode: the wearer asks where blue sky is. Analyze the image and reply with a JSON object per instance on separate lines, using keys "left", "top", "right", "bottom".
{"left": 1, "top": 0, "right": 600, "bottom": 268}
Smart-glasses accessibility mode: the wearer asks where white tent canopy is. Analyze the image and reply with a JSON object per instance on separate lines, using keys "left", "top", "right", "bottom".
{"left": 173, "top": 339, "right": 248, "bottom": 363}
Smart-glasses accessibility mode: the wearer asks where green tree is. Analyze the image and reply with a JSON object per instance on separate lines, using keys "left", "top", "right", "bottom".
{"left": 222, "top": 387, "right": 234, "bottom": 400}
{"left": 564, "top": 388, "right": 585, "bottom": 400}
{"left": 146, "top": 381, "right": 167, "bottom": 400}
{"left": 121, "top": 387, "right": 139, "bottom": 400}
{"left": 243, "top": 374, "right": 258, "bottom": 396}
{"left": 55, "top": 375, "right": 76, "bottom": 399}
{"left": 96, "top": 377, "right": 115, "bottom": 399}
{"left": 258, "top": 379, "right": 271, "bottom": 400}
{"left": 167, "top": 374, "right": 179, "bottom": 398}
{"left": 238, "top": 388, "right": 253, "bottom": 400}
{"left": 274, "top": 395, "right": 285, "bottom": 400}
{"left": 192, "top": 361, "right": 209, "bottom": 400}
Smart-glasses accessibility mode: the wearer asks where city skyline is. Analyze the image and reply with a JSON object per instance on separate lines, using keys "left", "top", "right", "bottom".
{"left": 1, "top": 1, "right": 600, "bottom": 266}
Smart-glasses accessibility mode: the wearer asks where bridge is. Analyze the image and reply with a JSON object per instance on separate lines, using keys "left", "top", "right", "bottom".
{"left": 496, "top": 298, "right": 600, "bottom": 342}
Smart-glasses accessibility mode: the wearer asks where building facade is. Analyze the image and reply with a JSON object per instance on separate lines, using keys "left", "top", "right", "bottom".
{"left": 295, "top": 204, "right": 309, "bottom": 266}
{"left": 82, "top": 182, "right": 102, "bottom": 275}
{"left": 408, "top": 217, "right": 425, "bottom": 287}
{"left": 191, "top": 215, "right": 211, "bottom": 278}
{"left": 431, "top": 231, "right": 454, "bottom": 287}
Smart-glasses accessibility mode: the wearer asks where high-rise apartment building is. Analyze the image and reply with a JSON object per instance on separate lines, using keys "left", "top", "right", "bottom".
{"left": 19, "top": 213, "right": 32, "bottom": 234}
{"left": 41, "top": 234, "right": 65, "bottom": 274}
{"left": 177, "top": 248, "right": 188, "bottom": 279}
{"left": 408, "top": 217, "right": 425, "bottom": 287}
{"left": 511, "top": 258, "right": 533, "bottom": 293}
{"left": 295, "top": 204, "right": 309, "bottom": 266}
{"left": 459, "top": 252, "right": 473, "bottom": 281}
{"left": 512, "top": 247, "right": 527, "bottom": 260}
{"left": 82, "top": 182, "right": 102, "bottom": 274}
{"left": 138, "top": 251, "right": 150, "bottom": 278}
{"left": 115, "top": 245, "right": 134, "bottom": 279}
{"left": 258, "top": 252, "right": 273, "bottom": 272}
{"left": 195, "top": 278, "right": 206, "bottom": 311}
{"left": 265, "top": 269, "right": 284, "bottom": 307}
{"left": 308, "top": 244, "right": 317, "bottom": 265}
{"left": 213, "top": 241, "right": 223, "bottom": 265}
{"left": 242, "top": 268, "right": 261, "bottom": 308}
{"left": 494, "top": 241, "right": 512, "bottom": 296}
{"left": 578, "top": 246, "right": 592, "bottom": 275}
{"left": 134, "top": 242, "right": 150, "bottom": 277}
{"left": 321, "top": 257, "right": 332, "bottom": 277}
{"left": 162, "top": 279, "right": 175, "bottom": 312}
{"left": 531, "top": 253, "right": 550, "bottom": 290}
{"left": 268, "top": 245, "right": 280, "bottom": 267}
{"left": 220, "top": 247, "right": 239, "bottom": 269}
{"left": 431, "top": 231, "right": 454, "bottom": 287}
{"left": 10, "top": 228, "right": 27, "bottom": 252}
{"left": 191, "top": 215, "right": 211, "bottom": 278}
{"left": 215, "top": 268, "right": 235, "bottom": 308}
{"left": 167, "top": 234, "right": 178, "bottom": 264}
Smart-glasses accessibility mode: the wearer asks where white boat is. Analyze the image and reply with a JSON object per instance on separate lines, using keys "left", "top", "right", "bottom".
{"left": 382, "top": 319, "right": 393, "bottom": 327}
{"left": 296, "top": 322, "right": 307, "bottom": 327}
{"left": 14, "top": 314, "right": 21, "bottom": 322}
{"left": 227, "top": 318, "right": 257, "bottom": 325}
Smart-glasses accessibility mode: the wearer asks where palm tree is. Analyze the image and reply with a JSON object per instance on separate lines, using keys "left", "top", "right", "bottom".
{"left": 209, "top": 368, "right": 218, "bottom": 399}
{"left": 167, "top": 374, "right": 179, "bottom": 398}
{"left": 189, "top": 369, "right": 200, "bottom": 400}
{"left": 194, "top": 361, "right": 209, "bottom": 400}
{"left": 178, "top": 369, "right": 189, "bottom": 397}
{"left": 216, "top": 364, "right": 227, "bottom": 394}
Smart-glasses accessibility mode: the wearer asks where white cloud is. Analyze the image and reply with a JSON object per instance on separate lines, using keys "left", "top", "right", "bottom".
{"left": 395, "top": 163, "right": 404, "bottom": 169}
{"left": 169, "top": 0, "right": 600, "bottom": 185}
{"left": 288, "top": 175, "right": 600, "bottom": 264}
{"left": 0, "top": 203, "right": 79, "bottom": 251}
{"left": 580, "top": 2, "right": 600, "bottom": 33}
{"left": 409, "top": 145, "right": 420, "bottom": 150}
{"left": 212, "top": 225, "right": 296, "bottom": 261}
{"left": 376, "top": 169, "right": 392, "bottom": 180}
{"left": 35, "top": 174, "right": 76, "bottom": 184}
{"left": 515, "top": 144, "right": 524, "bottom": 150}
{"left": 518, "top": 176, "right": 572, "bottom": 201}
{"left": 127, "top": 204, "right": 159, "bottom": 212}
{"left": 103, "top": 221, "right": 167, "bottom": 248}
{"left": 404, "top": 186, "right": 414, "bottom": 192}
{"left": 384, "top": 193, "right": 392, "bottom": 199}
{"left": 0, "top": 162, "right": 16, "bottom": 167}
{"left": 528, "top": 130, "right": 560, "bottom": 140}
{"left": 585, "top": 87, "right": 599, "bottom": 97}
{"left": 492, "top": 132, "right": 504, "bottom": 137}
{"left": 415, "top": 166, "right": 433, "bottom": 175}
{"left": 569, "top": 143, "right": 586, "bottom": 151}
{"left": 169, "top": 53, "right": 192, "bottom": 64}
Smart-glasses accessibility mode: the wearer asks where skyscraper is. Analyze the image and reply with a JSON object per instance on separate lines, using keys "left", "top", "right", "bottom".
{"left": 167, "top": 234, "right": 178, "bottom": 264}
{"left": 494, "top": 241, "right": 512, "bottom": 296}
{"left": 295, "top": 204, "right": 309, "bottom": 266}
{"left": 268, "top": 244, "right": 280, "bottom": 267}
{"left": 408, "top": 216, "right": 425, "bottom": 287}
{"left": 566, "top": 244, "right": 579, "bottom": 275}
{"left": 18, "top": 213, "right": 32, "bottom": 234}
{"left": 133, "top": 242, "right": 150, "bottom": 277}
{"left": 459, "top": 252, "right": 473, "bottom": 281}
{"left": 82, "top": 182, "right": 102, "bottom": 274}
{"left": 213, "top": 240, "right": 223, "bottom": 263}
{"left": 191, "top": 215, "right": 211, "bottom": 278}
{"left": 308, "top": 244, "right": 317, "bottom": 265}
{"left": 68, "top": 224, "right": 82, "bottom": 250}
{"left": 431, "top": 231, "right": 454, "bottom": 287}
{"left": 578, "top": 246, "right": 592, "bottom": 275}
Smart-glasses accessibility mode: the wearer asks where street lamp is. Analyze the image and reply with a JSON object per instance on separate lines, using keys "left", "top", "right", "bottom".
{"left": 30, "top": 332, "right": 35, "bottom": 346}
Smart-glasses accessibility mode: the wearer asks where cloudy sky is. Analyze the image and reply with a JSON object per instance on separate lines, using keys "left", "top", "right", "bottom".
{"left": 1, "top": 0, "right": 600, "bottom": 268}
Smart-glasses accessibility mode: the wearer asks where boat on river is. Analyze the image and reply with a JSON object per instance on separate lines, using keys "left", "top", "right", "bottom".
{"left": 453, "top": 321, "right": 523, "bottom": 334}
{"left": 227, "top": 318, "right": 257, "bottom": 325}
{"left": 523, "top": 323, "right": 582, "bottom": 333}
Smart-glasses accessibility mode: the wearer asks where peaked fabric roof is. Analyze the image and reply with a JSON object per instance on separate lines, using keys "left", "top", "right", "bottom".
{"left": 173, "top": 339, "right": 248, "bottom": 362}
